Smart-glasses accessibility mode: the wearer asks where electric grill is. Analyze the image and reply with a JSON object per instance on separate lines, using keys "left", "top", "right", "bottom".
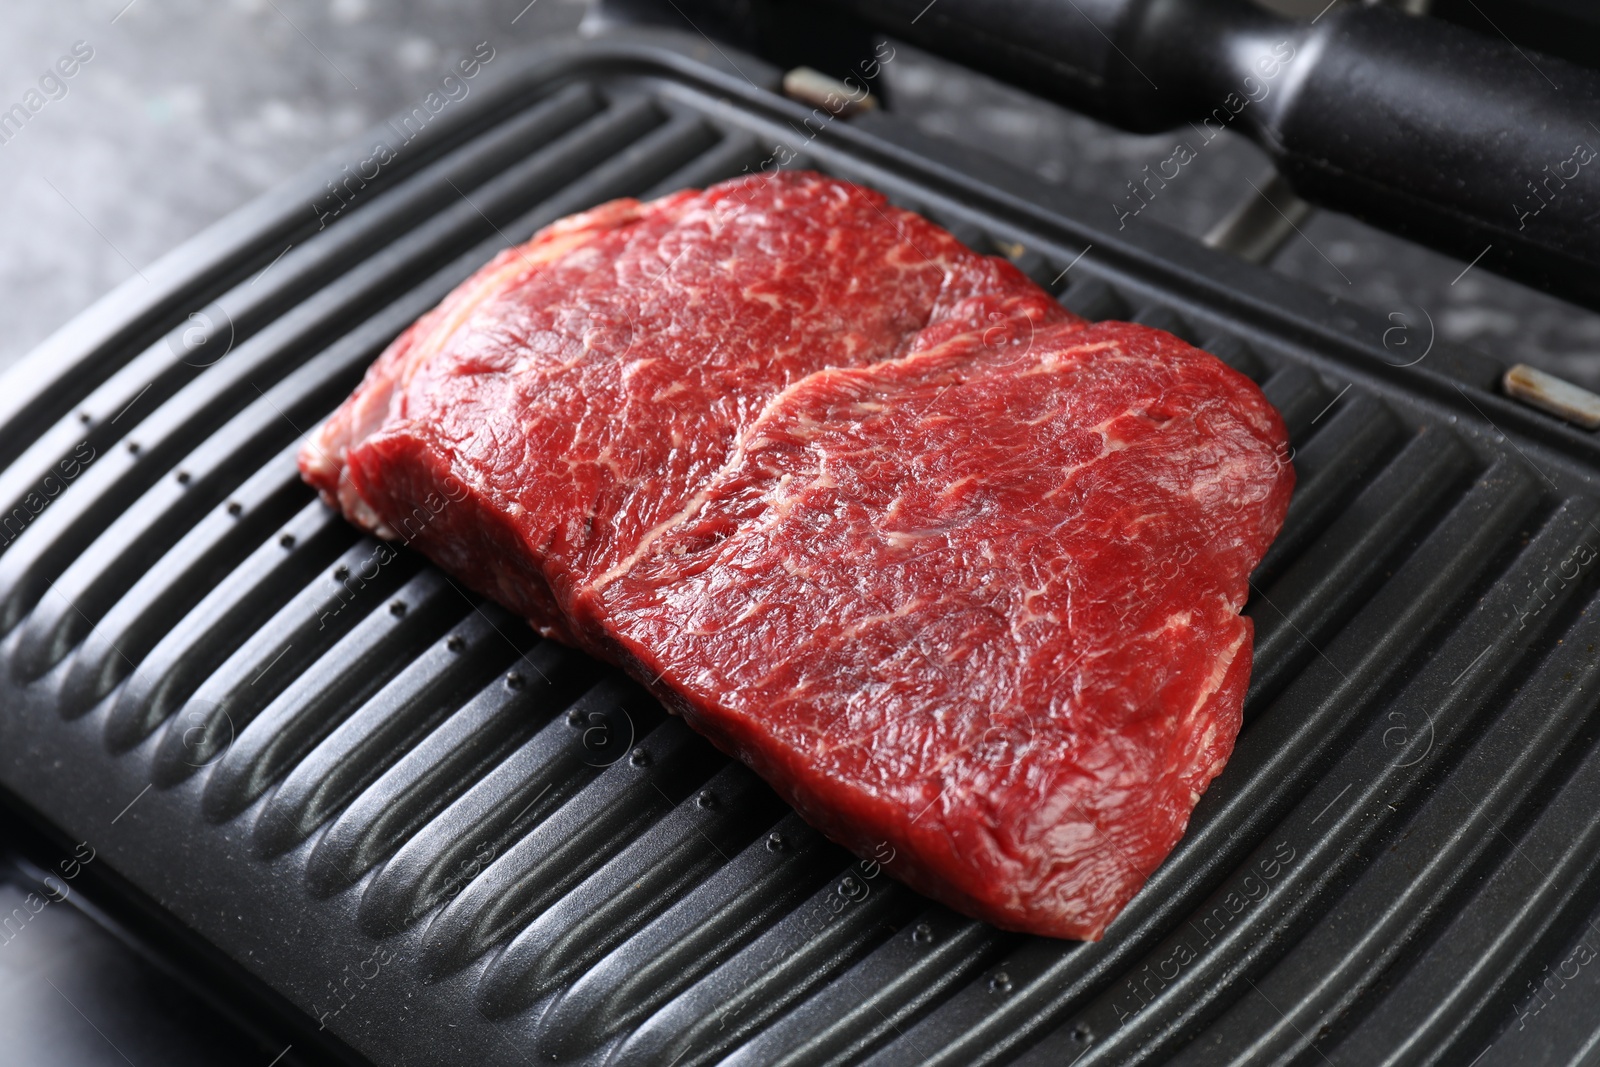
{"left": 4, "top": 2, "right": 1600, "bottom": 1064}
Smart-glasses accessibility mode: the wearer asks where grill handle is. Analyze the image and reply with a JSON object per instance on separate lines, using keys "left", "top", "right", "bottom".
{"left": 823, "top": 0, "right": 1600, "bottom": 309}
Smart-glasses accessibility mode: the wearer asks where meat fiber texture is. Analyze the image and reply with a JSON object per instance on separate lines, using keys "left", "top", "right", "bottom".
{"left": 301, "top": 171, "right": 1293, "bottom": 940}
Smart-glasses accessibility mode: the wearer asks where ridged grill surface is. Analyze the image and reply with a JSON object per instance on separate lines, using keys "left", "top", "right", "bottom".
{"left": 4, "top": 32, "right": 1600, "bottom": 1067}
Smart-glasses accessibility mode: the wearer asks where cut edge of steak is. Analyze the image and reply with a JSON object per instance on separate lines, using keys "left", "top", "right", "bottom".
{"left": 301, "top": 195, "right": 690, "bottom": 640}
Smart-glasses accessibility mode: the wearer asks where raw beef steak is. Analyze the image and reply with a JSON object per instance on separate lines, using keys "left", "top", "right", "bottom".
{"left": 301, "top": 171, "right": 1293, "bottom": 940}
{"left": 592, "top": 320, "right": 1292, "bottom": 939}
{"left": 302, "top": 171, "right": 1074, "bottom": 643}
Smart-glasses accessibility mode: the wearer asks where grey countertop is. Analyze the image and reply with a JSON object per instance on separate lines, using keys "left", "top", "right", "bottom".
{"left": 1, "top": 1, "right": 1597, "bottom": 383}
{"left": 0, "top": 0, "right": 589, "bottom": 376}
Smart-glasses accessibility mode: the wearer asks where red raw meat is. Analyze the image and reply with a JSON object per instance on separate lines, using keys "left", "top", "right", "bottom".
{"left": 594, "top": 320, "right": 1292, "bottom": 939}
{"left": 301, "top": 171, "right": 1293, "bottom": 940}
{"left": 303, "top": 171, "right": 1072, "bottom": 644}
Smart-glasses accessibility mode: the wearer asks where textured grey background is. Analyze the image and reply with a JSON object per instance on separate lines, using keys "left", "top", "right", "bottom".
{"left": 2, "top": 0, "right": 1597, "bottom": 386}
{"left": 0, "top": 0, "right": 590, "bottom": 376}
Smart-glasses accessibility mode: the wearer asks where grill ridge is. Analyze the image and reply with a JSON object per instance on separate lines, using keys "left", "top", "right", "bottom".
{"left": 1170, "top": 570, "right": 1600, "bottom": 1064}
{"left": 149, "top": 538, "right": 423, "bottom": 788}
{"left": 251, "top": 603, "right": 528, "bottom": 860}
{"left": 364, "top": 675, "right": 665, "bottom": 946}
{"left": 1059, "top": 495, "right": 1600, "bottom": 1065}
{"left": 53, "top": 443, "right": 311, "bottom": 716}
{"left": 534, "top": 809, "right": 839, "bottom": 1057}
{"left": 478, "top": 761, "right": 780, "bottom": 1008}
{"left": 302, "top": 640, "right": 588, "bottom": 899}
{"left": 103, "top": 500, "right": 358, "bottom": 753}
{"left": 200, "top": 568, "right": 464, "bottom": 823}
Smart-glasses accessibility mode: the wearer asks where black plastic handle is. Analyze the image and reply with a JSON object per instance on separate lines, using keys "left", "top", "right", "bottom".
{"left": 824, "top": 0, "right": 1600, "bottom": 308}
